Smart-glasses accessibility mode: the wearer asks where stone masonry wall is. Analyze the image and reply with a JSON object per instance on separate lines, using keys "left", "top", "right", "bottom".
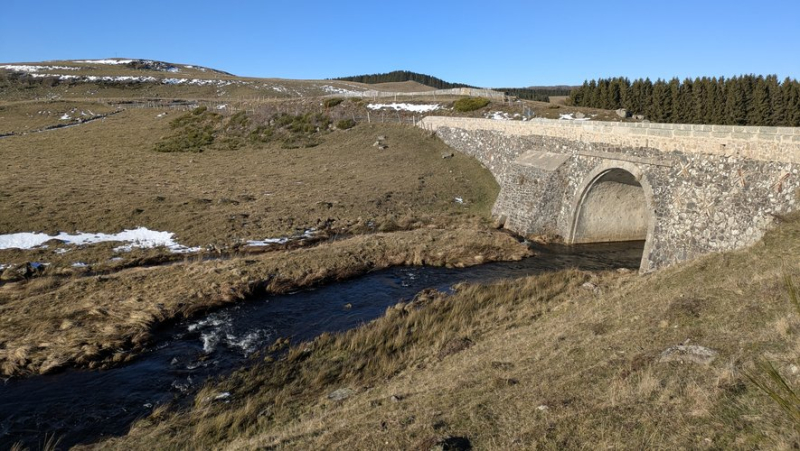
{"left": 419, "top": 116, "right": 800, "bottom": 164}
{"left": 418, "top": 117, "right": 800, "bottom": 272}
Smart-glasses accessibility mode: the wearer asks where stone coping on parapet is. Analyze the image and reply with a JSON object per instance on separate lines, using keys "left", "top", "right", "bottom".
{"left": 417, "top": 116, "right": 800, "bottom": 165}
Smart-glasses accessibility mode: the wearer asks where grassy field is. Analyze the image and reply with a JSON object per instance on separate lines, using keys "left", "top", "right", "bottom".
{"left": 0, "top": 106, "right": 498, "bottom": 268}
{"left": 86, "top": 213, "right": 800, "bottom": 450}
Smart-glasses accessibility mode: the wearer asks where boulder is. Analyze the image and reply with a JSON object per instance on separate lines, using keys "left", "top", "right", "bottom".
{"left": 328, "top": 388, "right": 355, "bottom": 401}
{"left": 658, "top": 345, "right": 718, "bottom": 365}
{"left": 615, "top": 108, "right": 630, "bottom": 118}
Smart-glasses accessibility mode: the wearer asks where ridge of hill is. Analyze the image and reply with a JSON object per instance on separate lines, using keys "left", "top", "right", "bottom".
{"left": 333, "top": 70, "right": 474, "bottom": 90}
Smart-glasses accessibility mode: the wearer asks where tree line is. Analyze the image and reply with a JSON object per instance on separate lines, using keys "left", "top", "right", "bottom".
{"left": 500, "top": 87, "right": 572, "bottom": 102}
{"left": 333, "top": 71, "right": 472, "bottom": 90}
{"left": 568, "top": 75, "right": 800, "bottom": 126}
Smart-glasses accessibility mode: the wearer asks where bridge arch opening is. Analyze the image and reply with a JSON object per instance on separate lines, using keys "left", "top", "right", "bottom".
{"left": 569, "top": 163, "right": 655, "bottom": 271}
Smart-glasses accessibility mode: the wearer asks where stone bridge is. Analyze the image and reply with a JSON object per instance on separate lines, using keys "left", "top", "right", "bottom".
{"left": 417, "top": 116, "right": 800, "bottom": 272}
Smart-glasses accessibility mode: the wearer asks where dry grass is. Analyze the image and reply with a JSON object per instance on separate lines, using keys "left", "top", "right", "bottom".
{"left": 0, "top": 100, "right": 119, "bottom": 135}
{"left": 0, "top": 107, "right": 498, "bottom": 270}
{"left": 86, "top": 215, "right": 800, "bottom": 450}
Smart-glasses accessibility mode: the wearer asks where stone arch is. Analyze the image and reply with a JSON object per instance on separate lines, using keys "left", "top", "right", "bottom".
{"left": 568, "top": 161, "right": 656, "bottom": 272}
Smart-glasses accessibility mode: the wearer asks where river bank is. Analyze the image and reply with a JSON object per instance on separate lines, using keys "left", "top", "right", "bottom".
{"left": 0, "top": 227, "right": 529, "bottom": 378}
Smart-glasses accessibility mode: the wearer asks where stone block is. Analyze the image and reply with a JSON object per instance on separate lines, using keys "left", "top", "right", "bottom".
{"left": 647, "top": 129, "right": 672, "bottom": 137}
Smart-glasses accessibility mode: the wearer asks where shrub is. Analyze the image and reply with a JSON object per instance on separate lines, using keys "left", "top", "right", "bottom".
{"left": 323, "top": 98, "right": 344, "bottom": 108}
{"left": 154, "top": 124, "right": 215, "bottom": 153}
{"left": 155, "top": 107, "right": 221, "bottom": 152}
{"left": 248, "top": 125, "right": 274, "bottom": 143}
{"left": 453, "top": 97, "right": 490, "bottom": 112}
{"left": 336, "top": 119, "right": 356, "bottom": 130}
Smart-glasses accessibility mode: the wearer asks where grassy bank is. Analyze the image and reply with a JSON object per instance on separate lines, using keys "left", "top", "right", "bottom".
{"left": 88, "top": 215, "right": 800, "bottom": 450}
{"left": 0, "top": 227, "right": 528, "bottom": 377}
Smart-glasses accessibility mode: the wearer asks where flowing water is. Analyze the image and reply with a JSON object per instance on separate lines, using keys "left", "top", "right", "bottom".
{"left": 0, "top": 241, "right": 643, "bottom": 449}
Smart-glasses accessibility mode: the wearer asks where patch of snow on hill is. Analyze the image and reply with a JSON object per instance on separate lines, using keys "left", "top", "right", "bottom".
{"left": 321, "top": 85, "right": 361, "bottom": 95}
{"left": 559, "top": 113, "right": 591, "bottom": 121}
{"left": 486, "top": 111, "right": 512, "bottom": 120}
{"left": 75, "top": 59, "right": 134, "bottom": 65}
{"left": 367, "top": 103, "right": 441, "bottom": 113}
{"left": 0, "top": 227, "right": 200, "bottom": 253}
{"left": 0, "top": 65, "right": 79, "bottom": 72}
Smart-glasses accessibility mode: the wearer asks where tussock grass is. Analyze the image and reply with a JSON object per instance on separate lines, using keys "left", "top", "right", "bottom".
{"left": 88, "top": 215, "right": 800, "bottom": 450}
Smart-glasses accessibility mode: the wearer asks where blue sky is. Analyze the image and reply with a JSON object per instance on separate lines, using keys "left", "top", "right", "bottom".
{"left": 1, "top": 0, "right": 798, "bottom": 87}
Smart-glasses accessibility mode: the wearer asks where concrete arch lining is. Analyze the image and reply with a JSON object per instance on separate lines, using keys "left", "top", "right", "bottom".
{"left": 568, "top": 161, "right": 656, "bottom": 273}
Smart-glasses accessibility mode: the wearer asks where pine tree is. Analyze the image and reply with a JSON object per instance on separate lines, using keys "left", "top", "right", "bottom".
{"left": 766, "top": 75, "right": 784, "bottom": 126}
{"left": 667, "top": 78, "right": 680, "bottom": 122}
{"left": 751, "top": 75, "right": 771, "bottom": 125}
{"left": 711, "top": 77, "right": 726, "bottom": 124}
{"left": 725, "top": 77, "right": 747, "bottom": 125}
{"left": 649, "top": 79, "right": 669, "bottom": 122}
{"left": 786, "top": 79, "right": 800, "bottom": 126}
{"left": 691, "top": 77, "right": 707, "bottom": 124}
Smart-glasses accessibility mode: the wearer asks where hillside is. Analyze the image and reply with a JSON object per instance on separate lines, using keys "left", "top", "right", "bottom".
{"left": 0, "top": 58, "right": 375, "bottom": 101}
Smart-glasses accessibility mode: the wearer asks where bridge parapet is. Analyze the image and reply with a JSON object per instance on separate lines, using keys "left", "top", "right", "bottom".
{"left": 418, "top": 116, "right": 800, "bottom": 164}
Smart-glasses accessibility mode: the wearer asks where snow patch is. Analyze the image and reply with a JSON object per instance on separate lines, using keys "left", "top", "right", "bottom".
{"left": 59, "top": 113, "right": 72, "bottom": 121}
{"left": 485, "top": 111, "right": 512, "bottom": 121}
{"left": 75, "top": 59, "right": 134, "bottom": 65}
{"left": 246, "top": 237, "right": 289, "bottom": 247}
{"left": 0, "top": 227, "right": 200, "bottom": 253}
{"left": 0, "top": 65, "right": 79, "bottom": 72}
{"left": 246, "top": 229, "right": 317, "bottom": 247}
{"left": 321, "top": 85, "right": 361, "bottom": 95}
{"left": 559, "top": 113, "right": 591, "bottom": 121}
{"left": 367, "top": 103, "right": 441, "bottom": 113}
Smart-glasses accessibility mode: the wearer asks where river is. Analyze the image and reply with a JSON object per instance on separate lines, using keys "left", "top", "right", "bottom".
{"left": 0, "top": 241, "right": 643, "bottom": 449}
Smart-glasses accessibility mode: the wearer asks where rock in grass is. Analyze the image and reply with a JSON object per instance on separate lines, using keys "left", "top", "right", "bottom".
{"left": 658, "top": 345, "right": 718, "bottom": 365}
{"left": 328, "top": 388, "right": 355, "bottom": 401}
